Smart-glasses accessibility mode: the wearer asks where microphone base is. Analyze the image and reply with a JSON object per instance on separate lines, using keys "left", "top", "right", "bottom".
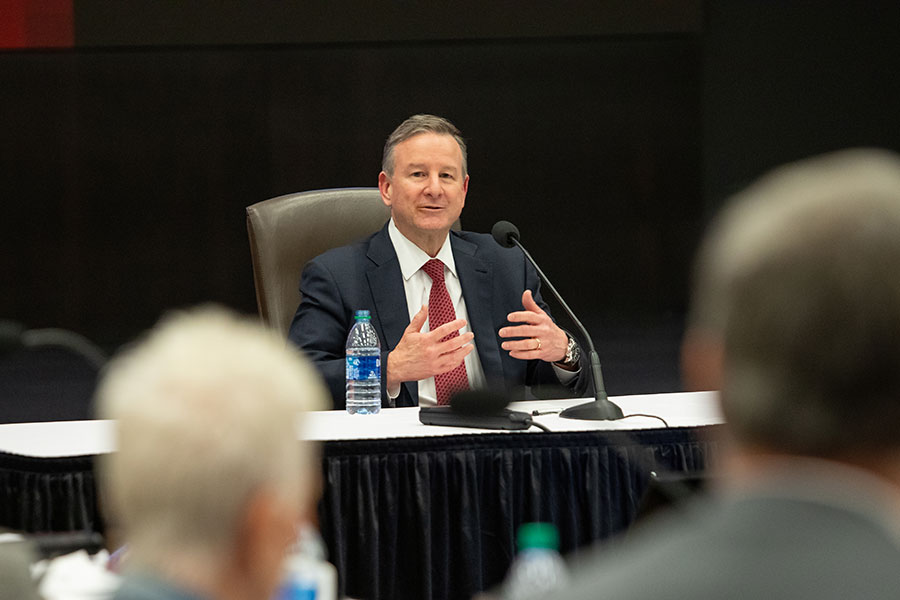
{"left": 419, "top": 406, "right": 533, "bottom": 430}
{"left": 559, "top": 399, "right": 624, "bottom": 421}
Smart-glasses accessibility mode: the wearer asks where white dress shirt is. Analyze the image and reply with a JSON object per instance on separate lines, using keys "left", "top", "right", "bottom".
{"left": 387, "top": 219, "right": 486, "bottom": 406}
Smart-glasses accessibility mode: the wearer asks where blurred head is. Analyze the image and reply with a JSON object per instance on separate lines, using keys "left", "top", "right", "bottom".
{"left": 97, "top": 306, "right": 328, "bottom": 598}
{"left": 685, "top": 149, "right": 900, "bottom": 458}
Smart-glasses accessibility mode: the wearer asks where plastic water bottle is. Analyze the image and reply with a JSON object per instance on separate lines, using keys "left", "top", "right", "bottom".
{"left": 501, "top": 523, "right": 569, "bottom": 600}
{"left": 345, "top": 309, "right": 381, "bottom": 415}
{"left": 275, "top": 525, "right": 338, "bottom": 600}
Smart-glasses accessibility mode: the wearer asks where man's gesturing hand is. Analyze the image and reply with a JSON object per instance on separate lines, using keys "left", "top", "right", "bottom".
{"left": 499, "top": 290, "right": 568, "bottom": 362}
{"left": 386, "top": 305, "right": 474, "bottom": 391}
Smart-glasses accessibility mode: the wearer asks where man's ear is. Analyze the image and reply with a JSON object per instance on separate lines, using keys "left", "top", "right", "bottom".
{"left": 378, "top": 171, "right": 392, "bottom": 208}
{"left": 460, "top": 174, "right": 468, "bottom": 210}
{"left": 681, "top": 328, "right": 724, "bottom": 392}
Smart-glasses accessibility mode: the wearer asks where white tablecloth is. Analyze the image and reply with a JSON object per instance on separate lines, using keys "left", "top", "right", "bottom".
{"left": 0, "top": 391, "right": 722, "bottom": 458}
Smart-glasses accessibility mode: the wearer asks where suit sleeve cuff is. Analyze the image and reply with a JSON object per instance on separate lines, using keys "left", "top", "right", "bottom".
{"left": 552, "top": 362, "right": 580, "bottom": 384}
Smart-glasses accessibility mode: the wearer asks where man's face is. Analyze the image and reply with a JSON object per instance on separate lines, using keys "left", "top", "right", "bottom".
{"left": 379, "top": 132, "right": 468, "bottom": 253}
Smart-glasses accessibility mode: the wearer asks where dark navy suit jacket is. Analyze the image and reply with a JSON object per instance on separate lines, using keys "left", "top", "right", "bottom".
{"left": 288, "top": 224, "right": 592, "bottom": 409}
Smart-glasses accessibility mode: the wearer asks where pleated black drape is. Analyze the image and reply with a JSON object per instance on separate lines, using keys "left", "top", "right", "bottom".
{"left": 0, "top": 425, "right": 722, "bottom": 600}
{"left": 319, "top": 426, "right": 722, "bottom": 600}
{"left": 0, "top": 452, "right": 101, "bottom": 533}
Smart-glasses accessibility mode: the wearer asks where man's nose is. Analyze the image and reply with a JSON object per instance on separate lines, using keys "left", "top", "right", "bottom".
{"left": 424, "top": 173, "right": 443, "bottom": 196}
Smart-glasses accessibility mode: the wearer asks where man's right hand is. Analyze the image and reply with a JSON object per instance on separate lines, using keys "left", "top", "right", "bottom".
{"left": 386, "top": 305, "right": 474, "bottom": 392}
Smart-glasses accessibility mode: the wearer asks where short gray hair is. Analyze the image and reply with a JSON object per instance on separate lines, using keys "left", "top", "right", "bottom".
{"left": 381, "top": 114, "right": 467, "bottom": 177}
{"left": 97, "top": 306, "right": 328, "bottom": 572}
{"left": 690, "top": 149, "right": 900, "bottom": 456}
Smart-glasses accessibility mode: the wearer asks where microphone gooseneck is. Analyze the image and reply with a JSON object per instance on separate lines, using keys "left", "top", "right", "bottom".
{"left": 491, "top": 221, "right": 623, "bottom": 421}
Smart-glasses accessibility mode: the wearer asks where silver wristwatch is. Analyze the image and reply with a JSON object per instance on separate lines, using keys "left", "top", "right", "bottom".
{"left": 557, "top": 334, "right": 581, "bottom": 368}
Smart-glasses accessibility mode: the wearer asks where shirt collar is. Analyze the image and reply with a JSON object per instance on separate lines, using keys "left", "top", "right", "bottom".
{"left": 388, "top": 219, "right": 457, "bottom": 281}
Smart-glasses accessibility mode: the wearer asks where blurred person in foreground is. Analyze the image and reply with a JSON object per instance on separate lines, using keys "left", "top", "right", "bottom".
{"left": 555, "top": 149, "right": 900, "bottom": 600}
{"left": 97, "top": 307, "right": 328, "bottom": 600}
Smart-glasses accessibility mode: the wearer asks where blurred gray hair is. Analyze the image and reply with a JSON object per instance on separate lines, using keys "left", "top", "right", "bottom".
{"left": 382, "top": 114, "right": 467, "bottom": 177}
{"left": 689, "top": 149, "right": 900, "bottom": 456}
{"left": 97, "top": 306, "right": 328, "bottom": 572}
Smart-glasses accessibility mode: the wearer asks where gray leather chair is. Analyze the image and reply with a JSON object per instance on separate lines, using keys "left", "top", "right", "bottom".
{"left": 246, "top": 188, "right": 388, "bottom": 335}
{"left": 246, "top": 187, "right": 462, "bottom": 336}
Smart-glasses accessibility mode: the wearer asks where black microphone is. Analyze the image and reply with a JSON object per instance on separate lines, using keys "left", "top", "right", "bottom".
{"left": 491, "top": 220, "right": 623, "bottom": 420}
{"left": 419, "top": 390, "right": 533, "bottom": 430}
{"left": 491, "top": 220, "right": 520, "bottom": 248}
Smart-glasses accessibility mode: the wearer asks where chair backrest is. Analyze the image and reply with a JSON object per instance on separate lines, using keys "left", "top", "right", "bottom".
{"left": 0, "top": 323, "right": 105, "bottom": 424}
{"left": 247, "top": 187, "right": 463, "bottom": 335}
{"left": 247, "top": 188, "right": 389, "bottom": 335}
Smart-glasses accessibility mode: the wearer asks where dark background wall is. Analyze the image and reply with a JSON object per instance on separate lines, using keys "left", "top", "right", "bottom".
{"left": 2, "top": 1, "right": 899, "bottom": 395}
{"left": 703, "top": 2, "right": 900, "bottom": 209}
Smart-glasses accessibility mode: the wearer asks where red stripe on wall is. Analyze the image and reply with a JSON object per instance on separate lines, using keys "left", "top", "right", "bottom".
{"left": 0, "top": 0, "right": 72, "bottom": 49}
{"left": 0, "top": 0, "right": 28, "bottom": 48}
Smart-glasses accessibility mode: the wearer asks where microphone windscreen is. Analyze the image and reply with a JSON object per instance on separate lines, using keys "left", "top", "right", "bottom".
{"left": 491, "top": 220, "right": 520, "bottom": 248}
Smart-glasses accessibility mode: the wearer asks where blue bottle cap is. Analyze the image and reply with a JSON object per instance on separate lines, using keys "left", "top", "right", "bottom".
{"left": 354, "top": 310, "right": 371, "bottom": 320}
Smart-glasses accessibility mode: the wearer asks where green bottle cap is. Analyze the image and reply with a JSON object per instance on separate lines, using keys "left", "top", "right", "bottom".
{"left": 516, "top": 522, "right": 559, "bottom": 551}
{"left": 354, "top": 310, "right": 371, "bottom": 320}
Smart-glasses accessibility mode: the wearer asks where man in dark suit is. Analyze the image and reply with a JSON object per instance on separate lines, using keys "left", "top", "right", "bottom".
{"left": 555, "top": 149, "right": 900, "bottom": 600}
{"left": 289, "top": 114, "right": 591, "bottom": 409}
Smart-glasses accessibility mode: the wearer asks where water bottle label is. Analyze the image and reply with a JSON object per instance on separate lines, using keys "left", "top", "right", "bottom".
{"left": 346, "top": 354, "right": 380, "bottom": 380}
{"left": 275, "top": 580, "right": 316, "bottom": 600}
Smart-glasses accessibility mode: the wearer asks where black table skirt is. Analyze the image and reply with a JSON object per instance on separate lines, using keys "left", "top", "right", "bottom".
{"left": 0, "top": 451, "right": 100, "bottom": 533}
{"left": 319, "top": 426, "right": 722, "bottom": 600}
{"left": 0, "top": 424, "right": 722, "bottom": 600}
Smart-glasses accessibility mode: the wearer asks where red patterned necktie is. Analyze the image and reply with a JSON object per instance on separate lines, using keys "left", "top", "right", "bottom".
{"left": 422, "top": 259, "right": 469, "bottom": 405}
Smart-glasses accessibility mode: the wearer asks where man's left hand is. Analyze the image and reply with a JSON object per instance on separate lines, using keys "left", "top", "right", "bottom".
{"left": 499, "top": 290, "right": 568, "bottom": 362}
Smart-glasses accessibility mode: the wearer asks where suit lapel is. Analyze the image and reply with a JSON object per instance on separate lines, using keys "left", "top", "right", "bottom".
{"left": 366, "top": 225, "right": 418, "bottom": 402}
{"left": 452, "top": 234, "right": 505, "bottom": 387}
